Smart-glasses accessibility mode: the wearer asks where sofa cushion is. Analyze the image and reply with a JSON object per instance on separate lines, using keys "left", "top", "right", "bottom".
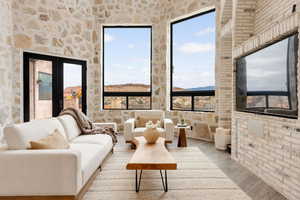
{"left": 71, "top": 134, "right": 113, "bottom": 147}
{"left": 30, "top": 130, "right": 70, "bottom": 150}
{"left": 70, "top": 143, "right": 111, "bottom": 185}
{"left": 57, "top": 115, "right": 81, "bottom": 141}
{"left": 4, "top": 118, "right": 66, "bottom": 150}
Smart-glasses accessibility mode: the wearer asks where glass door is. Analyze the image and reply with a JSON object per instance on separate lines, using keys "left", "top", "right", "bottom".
{"left": 60, "top": 59, "right": 87, "bottom": 114}
{"left": 23, "top": 53, "right": 87, "bottom": 122}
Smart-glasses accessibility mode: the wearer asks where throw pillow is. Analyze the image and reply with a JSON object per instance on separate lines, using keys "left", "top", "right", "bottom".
{"left": 30, "top": 129, "right": 70, "bottom": 149}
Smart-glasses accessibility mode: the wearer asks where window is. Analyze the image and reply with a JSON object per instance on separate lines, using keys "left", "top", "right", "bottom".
{"left": 23, "top": 52, "right": 87, "bottom": 122}
{"left": 103, "top": 26, "right": 152, "bottom": 110}
{"left": 38, "top": 72, "right": 52, "bottom": 100}
{"left": 170, "top": 10, "right": 216, "bottom": 111}
{"left": 236, "top": 33, "right": 298, "bottom": 118}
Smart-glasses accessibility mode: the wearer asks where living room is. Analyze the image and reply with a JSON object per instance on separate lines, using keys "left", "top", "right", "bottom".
{"left": 0, "top": 0, "right": 299, "bottom": 200}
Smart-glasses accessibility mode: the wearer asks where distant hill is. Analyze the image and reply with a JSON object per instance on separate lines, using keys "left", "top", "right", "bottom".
{"left": 185, "top": 86, "right": 215, "bottom": 91}
{"left": 66, "top": 84, "right": 215, "bottom": 93}
{"left": 105, "top": 83, "right": 150, "bottom": 92}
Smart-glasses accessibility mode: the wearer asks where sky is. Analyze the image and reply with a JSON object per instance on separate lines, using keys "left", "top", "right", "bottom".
{"left": 245, "top": 37, "right": 289, "bottom": 92}
{"left": 64, "top": 63, "right": 82, "bottom": 89}
{"left": 172, "top": 11, "right": 215, "bottom": 89}
{"left": 103, "top": 11, "right": 216, "bottom": 90}
{"left": 104, "top": 27, "right": 151, "bottom": 87}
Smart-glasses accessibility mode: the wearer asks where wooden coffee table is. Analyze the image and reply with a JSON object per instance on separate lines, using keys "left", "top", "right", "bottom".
{"left": 126, "top": 136, "right": 177, "bottom": 192}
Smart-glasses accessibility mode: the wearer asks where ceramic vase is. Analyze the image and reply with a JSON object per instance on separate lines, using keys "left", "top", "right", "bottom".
{"left": 143, "top": 127, "right": 160, "bottom": 144}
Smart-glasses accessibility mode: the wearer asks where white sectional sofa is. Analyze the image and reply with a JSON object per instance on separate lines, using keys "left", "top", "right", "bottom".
{"left": 0, "top": 115, "right": 113, "bottom": 200}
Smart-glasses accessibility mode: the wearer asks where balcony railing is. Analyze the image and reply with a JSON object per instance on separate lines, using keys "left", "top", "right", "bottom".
{"left": 171, "top": 90, "right": 215, "bottom": 112}
{"left": 103, "top": 92, "right": 151, "bottom": 110}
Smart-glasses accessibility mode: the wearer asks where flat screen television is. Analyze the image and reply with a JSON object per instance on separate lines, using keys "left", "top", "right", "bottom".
{"left": 236, "top": 33, "right": 298, "bottom": 118}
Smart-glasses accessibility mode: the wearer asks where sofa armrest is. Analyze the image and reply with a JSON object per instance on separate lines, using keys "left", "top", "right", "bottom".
{"left": 0, "top": 149, "right": 82, "bottom": 196}
{"left": 124, "top": 118, "right": 135, "bottom": 142}
{"left": 93, "top": 122, "right": 117, "bottom": 132}
{"left": 164, "top": 118, "right": 174, "bottom": 142}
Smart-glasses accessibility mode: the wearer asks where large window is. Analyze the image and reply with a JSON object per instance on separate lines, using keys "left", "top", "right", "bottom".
{"left": 236, "top": 33, "right": 298, "bottom": 118}
{"left": 103, "top": 26, "right": 152, "bottom": 110}
{"left": 171, "top": 10, "right": 216, "bottom": 111}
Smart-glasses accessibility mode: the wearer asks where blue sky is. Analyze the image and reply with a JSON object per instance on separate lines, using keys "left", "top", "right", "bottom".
{"left": 103, "top": 11, "right": 215, "bottom": 89}
{"left": 104, "top": 27, "right": 151, "bottom": 86}
{"left": 172, "top": 11, "right": 215, "bottom": 89}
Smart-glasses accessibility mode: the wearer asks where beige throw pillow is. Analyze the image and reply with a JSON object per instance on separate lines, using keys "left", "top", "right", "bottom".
{"left": 30, "top": 129, "right": 70, "bottom": 149}
{"left": 135, "top": 117, "right": 163, "bottom": 128}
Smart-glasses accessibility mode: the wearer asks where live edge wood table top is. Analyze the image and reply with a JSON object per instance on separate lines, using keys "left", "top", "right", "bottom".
{"left": 126, "top": 136, "right": 177, "bottom": 192}
{"left": 126, "top": 137, "right": 177, "bottom": 170}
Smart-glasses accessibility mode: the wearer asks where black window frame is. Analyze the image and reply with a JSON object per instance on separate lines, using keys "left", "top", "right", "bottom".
{"left": 102, "top": 26, "right": 152, "bottom": 110}
{"left": 23, "top": 52, "right": 87, "bottom": 122}
{"left": 235, "top": 32, "right": 299, "bottom": 119}
{"left": 170, "top": 9, "right": 216, "bottom": 112}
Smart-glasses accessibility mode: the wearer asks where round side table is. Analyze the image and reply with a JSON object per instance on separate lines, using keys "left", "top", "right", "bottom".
{"left": 175, "top": 125, "right": 190, "bottom": 147}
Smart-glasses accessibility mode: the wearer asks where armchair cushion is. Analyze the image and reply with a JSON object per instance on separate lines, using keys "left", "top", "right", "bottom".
{"left": 133, "top": 127, "right": 166, "bottom": 138}
{"left": 135, "top": 116, "right": 163, "bottom": 128}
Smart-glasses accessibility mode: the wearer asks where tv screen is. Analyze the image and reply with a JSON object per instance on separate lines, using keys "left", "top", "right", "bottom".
{"left": 236, "top": 33, "right": 298, "bottom": 118}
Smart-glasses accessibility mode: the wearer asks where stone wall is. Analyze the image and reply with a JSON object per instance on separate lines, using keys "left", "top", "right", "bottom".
{"left": 0, "top": 0, "right": 13, "bottom": 126}
{"left": 90, "top": 0, "right": 221, "bottom": 132}
{"left": 10, "top": 0, "right": 96, "bottom": 122}
{"left": 0, "top": 0, "right": 224, "bottom": 134}
{"left": 231, "top": 0, "right": 300, "bottom": 199}
{"left": 0, "top": 0, "right": 299, "bottom": 198}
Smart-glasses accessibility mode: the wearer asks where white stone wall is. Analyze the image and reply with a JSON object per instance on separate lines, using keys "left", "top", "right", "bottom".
{"left": 10, "top": 0, "right": 95, "bottom": 123}
{"left": 231, "top": 0, "right": 300, "bottom": 199}
{"left": 0, "top": 0, "right": 13, "bottom": 126}
{"left": 0, "top": 0, "right": 299, "bottom": 198}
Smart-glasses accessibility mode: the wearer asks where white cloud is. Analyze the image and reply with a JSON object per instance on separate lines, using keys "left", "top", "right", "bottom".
{"left": 195, "top": 27, "right": 215, "bottom": 36}
{"left": 128, "top": 44, "right": 135, "bottom": 49}
{"left": 104, "top": 34, "right": 115, "bottom": 42}
{"left": 178, "top": 42, "right": 214, "bottom": 54}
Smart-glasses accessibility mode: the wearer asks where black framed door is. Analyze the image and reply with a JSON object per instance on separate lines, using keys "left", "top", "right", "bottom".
{"left": 23, "top": 52, "right": 87, "bottom": 122}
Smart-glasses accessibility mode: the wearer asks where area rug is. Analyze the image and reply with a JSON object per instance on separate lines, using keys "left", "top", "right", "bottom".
{"left": 83, "top": 147, "right": 252, "bottom": 200}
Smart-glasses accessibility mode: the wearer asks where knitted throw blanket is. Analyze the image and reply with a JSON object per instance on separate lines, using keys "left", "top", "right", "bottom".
{"left": 59, "top": 108, "right": 117, "bottom": 145}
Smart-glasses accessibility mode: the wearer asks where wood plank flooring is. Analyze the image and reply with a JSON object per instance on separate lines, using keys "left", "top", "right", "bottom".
{"left": 83, "top": 136, "right": 288, "bottom": 200}
{"left": 173, "top": 137, "right": 288, "bottom": 200}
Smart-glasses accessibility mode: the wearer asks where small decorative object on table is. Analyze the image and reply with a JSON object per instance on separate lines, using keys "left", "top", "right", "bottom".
{"left": 143, "top": 121, "right": 161, "bottom": 144}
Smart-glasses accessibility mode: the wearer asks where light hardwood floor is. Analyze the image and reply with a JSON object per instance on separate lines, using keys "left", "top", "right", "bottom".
{"left": 116, "top": 135, "right": 287, "bottom": 200}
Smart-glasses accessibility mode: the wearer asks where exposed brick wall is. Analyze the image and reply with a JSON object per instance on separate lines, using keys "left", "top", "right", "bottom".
{"left": 231, "top": 0, "right": 300, "bottom": 199}
{"left": 254, "top": 0, "right": 297, "bottom": 34}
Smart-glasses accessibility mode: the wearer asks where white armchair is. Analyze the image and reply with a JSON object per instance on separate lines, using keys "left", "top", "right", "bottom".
{"left": 124, "top": 110, "right": 174, "bottom": 143}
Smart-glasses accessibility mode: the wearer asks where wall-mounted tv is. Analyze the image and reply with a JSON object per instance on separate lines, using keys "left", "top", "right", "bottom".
{"left": 236, "top": 33, "right": 298, "bottom": 118}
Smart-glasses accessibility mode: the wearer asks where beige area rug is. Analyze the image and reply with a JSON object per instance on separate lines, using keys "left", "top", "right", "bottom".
{"left": 83, "top": 147, "right": 252, "bottom": 200}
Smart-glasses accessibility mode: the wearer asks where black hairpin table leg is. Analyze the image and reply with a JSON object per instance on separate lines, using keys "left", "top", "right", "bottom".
{"left": 135, "top": 170, "right": 143, "bottom": 192}
{"left": 160, "top": 170, "right": 168, "bottom": 192}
